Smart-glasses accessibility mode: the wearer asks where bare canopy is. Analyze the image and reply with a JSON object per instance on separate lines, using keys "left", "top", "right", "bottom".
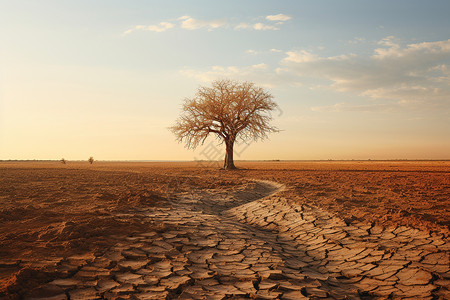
{"left": 170, "top": 79, "right": 279, "bottom": 169}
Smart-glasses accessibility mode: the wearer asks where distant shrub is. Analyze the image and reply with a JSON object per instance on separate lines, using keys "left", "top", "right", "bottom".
{"left": 60, "top": 158, "right": 66, "bottom": 164}
{"left": 88, "top": 157, "right": 94, "bottom": 164}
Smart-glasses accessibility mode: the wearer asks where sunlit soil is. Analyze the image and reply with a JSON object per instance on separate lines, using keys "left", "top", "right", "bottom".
{"left": 0, "top": 160, "right": 448, "bottom": 297}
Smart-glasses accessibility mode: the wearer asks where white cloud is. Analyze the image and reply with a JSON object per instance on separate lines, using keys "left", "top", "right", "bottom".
{"left": 123, "top": 16, "right": 226, "bottom": 34}
{"left": 234, "top": 23, "right": 251, "bottom": 30}
{"left": 246, "top": 49, "right": 285, "bottom": 55}
{"left": 377, "top": 35, "right": 398, "bottom": 47}
{"left": 252, "top": 63, "right": 268, "bottom": 70}
{"left": 124, "top": 14, "right": 291, "bottom": 34}
{"left": 181, "top": 64, "right": 268, "bottom": 81}
{"left": 253, "top": 23, "right": 278, "bottom": 31}
{"left": 280, "top": 37, "right": 450, "bottom": 111}
{"left": 148, "top": 22, "right": 175, "bottom": 32}
{"left": 266, "top": 14, "right": 291, "bottom": 22}
{"left": 234, "top": 13, "right": 291, "bottom": 31}
{"left": 123, "top": 28, "right": 136, "bottom": 35}
{"left": 123, "top": 22, "right": 174, "bottom": 34}
{"left": 284, "top": 50, "right": 319, "bottom": 63}
{"left": 373, "top": 37, "right": 450, "bottom": 59}
{"left": 179, "top": 16, "right": 227, "bottom": 30}
{"left": 180, "top": 63, "right": 288, "bottom": 88}
{"left": 235, "top": 22, "right": 279, "bottom": 31}
{"left": 123, "top": 26, "right": 142, "bottom": 35}
{"left": 179, "top": 36, "right": 450, "bottom": 113}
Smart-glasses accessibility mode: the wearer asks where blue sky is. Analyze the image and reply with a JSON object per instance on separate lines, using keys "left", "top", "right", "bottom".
{"left": 1, "top": 0, "right": 449, "bottom": 160}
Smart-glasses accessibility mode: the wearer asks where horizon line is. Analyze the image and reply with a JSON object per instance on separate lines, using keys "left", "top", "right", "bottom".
{"left": 1, "top": 159, "right": 450, "bottom": 162}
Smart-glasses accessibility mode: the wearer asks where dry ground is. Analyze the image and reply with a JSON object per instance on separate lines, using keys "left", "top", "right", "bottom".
{"left": 0, "top": 161, "right": 448, "bottom": 298}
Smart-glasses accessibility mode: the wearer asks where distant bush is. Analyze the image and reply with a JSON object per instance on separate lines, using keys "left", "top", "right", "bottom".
{"left": 60, "top": 158, "right": 66, "bottom": 164}
{"left": 88, "top": 157, "right": 94, "bottom": 164}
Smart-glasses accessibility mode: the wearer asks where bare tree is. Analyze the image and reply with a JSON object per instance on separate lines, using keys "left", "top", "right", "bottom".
{"left": 170, "top": 79, "right": 279, "bottom": 170}
{"left": 88, "top": 157, "right": 94, "bottom": 164}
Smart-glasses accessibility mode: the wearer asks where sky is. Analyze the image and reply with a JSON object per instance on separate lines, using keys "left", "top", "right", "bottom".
{"left": 1, "top": 0, "right": 449, "bottom": 161}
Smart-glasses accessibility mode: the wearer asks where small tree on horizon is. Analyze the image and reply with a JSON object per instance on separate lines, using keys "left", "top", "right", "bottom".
{"left": 170, "top": 79, "right": 279, "bottom": 170}
{"left": 60, "top": 158, "right": 66, "bottom": 164}
{"left": 88, "top": 157, "right": 94, "bottom": 164}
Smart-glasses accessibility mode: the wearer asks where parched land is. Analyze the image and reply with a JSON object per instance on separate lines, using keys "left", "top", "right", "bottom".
{"left": 0, "top": 161, "right": 448, "bottom": 299}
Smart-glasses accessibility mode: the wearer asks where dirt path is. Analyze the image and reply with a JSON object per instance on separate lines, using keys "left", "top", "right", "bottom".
{"left": 23, "top": 181, "right": 449, "bottom": 299}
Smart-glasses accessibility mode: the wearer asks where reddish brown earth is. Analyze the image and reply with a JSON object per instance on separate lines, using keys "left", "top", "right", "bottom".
{"left": 238, "top": 161, "right": 450, "bottom": 235}
{"left": 0, "top": 160, "right": 448, "bottom": 298}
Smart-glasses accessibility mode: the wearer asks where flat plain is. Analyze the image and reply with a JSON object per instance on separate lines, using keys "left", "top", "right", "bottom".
{"left": 0, "top": 161, "right": 448, "bottom": 299}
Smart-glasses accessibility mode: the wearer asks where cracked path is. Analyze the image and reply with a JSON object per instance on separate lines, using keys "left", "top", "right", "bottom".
{"left": 26, "top": 181, "right": 449, "bottom": 299}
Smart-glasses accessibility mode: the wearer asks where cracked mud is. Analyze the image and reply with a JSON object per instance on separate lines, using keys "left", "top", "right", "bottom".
{"left": 18, "top": 180, "right": 450, "bottom": 299}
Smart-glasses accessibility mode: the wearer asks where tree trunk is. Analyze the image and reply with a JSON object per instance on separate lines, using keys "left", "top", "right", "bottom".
{"left": 224, "top": 139, "right": 236, "bottom": 170}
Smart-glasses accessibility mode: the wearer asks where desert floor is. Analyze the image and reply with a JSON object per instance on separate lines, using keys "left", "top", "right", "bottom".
{"left": 0, "top": 161, "right": 449, "bottom": 299}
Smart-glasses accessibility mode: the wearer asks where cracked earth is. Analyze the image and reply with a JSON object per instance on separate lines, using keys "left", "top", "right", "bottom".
{"left": 22, "top": 180, "right": 449, "bottom": 299}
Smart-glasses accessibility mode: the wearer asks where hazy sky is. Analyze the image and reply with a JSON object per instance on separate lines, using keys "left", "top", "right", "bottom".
{"left": 1, "top": 0, "right": 449, "bottom": 160}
